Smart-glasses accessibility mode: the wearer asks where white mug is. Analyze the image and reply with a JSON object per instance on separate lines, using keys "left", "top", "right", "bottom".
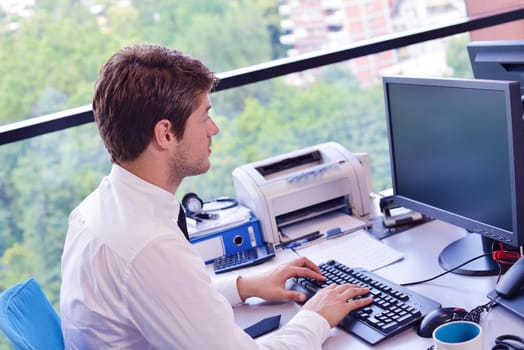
{"left": 432, "top": 321, "right": 483, "bottom": 350}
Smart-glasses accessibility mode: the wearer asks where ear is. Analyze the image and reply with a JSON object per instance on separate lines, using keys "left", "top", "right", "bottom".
{"left": 152, "top": 119, "right": 175, "bottom": 150}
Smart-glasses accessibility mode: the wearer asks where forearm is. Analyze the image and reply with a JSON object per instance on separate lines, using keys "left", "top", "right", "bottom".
{"left": 236, "top": 275, "right": 259, "bottom": 301}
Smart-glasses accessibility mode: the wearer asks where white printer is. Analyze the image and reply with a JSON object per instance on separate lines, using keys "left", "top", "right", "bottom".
{"left": 232, "top": 142, "right": 373, "bottom": 245}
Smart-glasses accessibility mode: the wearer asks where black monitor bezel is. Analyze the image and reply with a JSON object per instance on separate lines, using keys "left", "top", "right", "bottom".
{"left": 383, "top": 76, "right": 524, "bottom": 249}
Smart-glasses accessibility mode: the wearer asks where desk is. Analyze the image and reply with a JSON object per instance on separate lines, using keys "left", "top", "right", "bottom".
{"left": 224, "top": 219, "right": 524, "bottom": 349}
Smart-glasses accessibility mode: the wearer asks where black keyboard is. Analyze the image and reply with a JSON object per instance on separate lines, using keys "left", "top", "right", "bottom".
{"left": 288, "top": 260, "right": 440, "bottom": 345}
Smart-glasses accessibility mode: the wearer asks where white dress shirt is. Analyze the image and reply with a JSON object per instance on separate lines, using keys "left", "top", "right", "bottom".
{"left": 60, "top": 164, "right": 330, "bottom": 349}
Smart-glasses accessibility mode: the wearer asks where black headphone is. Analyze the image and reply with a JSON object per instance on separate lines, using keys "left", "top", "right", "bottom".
{"left": 181, "top": 192, "right": 238, "bottom": 221}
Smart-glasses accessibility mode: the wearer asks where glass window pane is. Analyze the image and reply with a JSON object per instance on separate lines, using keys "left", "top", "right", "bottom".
{"left": 0, "top": 0, "right": 485, "bottom": 125}
{"left": 0, "top": 123, "right": 108, "bottom": 307}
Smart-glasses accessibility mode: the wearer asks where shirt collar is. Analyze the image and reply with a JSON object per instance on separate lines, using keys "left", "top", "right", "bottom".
{"left": 109, "top": 164, "right": 178, "bottom": 206}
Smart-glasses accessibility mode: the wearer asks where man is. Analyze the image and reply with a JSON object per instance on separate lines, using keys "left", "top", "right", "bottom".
{"left": 60, "top": 43, "right": 372, "bottom": 349}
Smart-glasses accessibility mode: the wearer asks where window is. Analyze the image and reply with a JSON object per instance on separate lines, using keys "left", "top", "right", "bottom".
{"left": 1, "top": 3, "right": 521, "bottom": 340}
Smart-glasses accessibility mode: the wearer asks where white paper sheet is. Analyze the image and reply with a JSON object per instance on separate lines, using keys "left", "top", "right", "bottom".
{"left": 296, "top": 229, "right": 404, "bottom": 271}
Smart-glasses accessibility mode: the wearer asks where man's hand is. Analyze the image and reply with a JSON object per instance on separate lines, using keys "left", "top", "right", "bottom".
{"left": 302, "top": 283, "right": 373, "bottom": 327}
{"left": 237, "top": 256, "right": 326, "bottom": 302}
{"left": 236, "top": 256, "right": 373, "bottom": 328}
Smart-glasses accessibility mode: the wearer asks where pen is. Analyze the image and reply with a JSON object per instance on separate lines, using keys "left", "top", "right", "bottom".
{"left": 284, "top": 231, "right": 323, "bottom": 250}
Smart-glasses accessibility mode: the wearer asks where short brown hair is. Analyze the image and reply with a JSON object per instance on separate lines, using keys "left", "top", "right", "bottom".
{"left": 92, "top": 44, "right": 218, "bottom": 163}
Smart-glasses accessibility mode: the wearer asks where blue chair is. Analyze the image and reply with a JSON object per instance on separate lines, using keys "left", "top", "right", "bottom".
{"left": 0, "top": 278, "right": 64, "bottom": 349}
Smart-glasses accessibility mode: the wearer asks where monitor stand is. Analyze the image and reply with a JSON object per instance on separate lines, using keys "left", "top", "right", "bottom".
{"left": 438, "top": 233, "right": 507, "bottom": 276}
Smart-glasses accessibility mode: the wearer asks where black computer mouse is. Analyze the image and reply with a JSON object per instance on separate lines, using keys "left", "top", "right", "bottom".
{"left": 416, "top": 307, "right": 468, "bottom": 338}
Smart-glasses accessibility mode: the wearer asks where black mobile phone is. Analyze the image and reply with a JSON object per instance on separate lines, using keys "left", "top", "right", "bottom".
{"left": 243, "top": 314, "right": 281, "bottom": 338}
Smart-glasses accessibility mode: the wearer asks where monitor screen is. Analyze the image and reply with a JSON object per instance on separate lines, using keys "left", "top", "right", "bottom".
{"left": 383, "top": 76, "right": 524, "bottom": 276}
{"left": 468, "top": 40, "right": 524, "bottom": 105}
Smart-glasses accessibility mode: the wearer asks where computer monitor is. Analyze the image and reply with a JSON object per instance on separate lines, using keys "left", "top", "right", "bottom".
{"left": 383, "top": 76, "right": 524, "bottom": 276}
{"left": 468, "top": 40, "right": 524, "bottom": 109}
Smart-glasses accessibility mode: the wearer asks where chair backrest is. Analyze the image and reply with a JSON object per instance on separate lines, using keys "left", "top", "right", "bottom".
{"left": 0, "top": 278, "right": 64, "bottom": 350}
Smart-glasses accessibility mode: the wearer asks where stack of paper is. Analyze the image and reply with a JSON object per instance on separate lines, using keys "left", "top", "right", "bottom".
{"left": 187, "top": 204, "right": 252, "bottom": 239}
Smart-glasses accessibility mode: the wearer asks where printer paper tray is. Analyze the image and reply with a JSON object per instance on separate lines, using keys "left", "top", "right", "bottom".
{"left": 276, "top": 196, "right": 349, "bottom": 228}
{"left": 280, "top": 211, "right": 367, "bottom": 241}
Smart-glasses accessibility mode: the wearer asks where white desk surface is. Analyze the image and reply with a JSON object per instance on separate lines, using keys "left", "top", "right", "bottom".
{"left": 220, "top": 219, "right": 524, "bottom": 349}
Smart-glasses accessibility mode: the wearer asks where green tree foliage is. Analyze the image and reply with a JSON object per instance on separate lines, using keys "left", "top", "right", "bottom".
{"left": 0, "top": 124, "right": 108, "bottom": 304}
{"left": 231, "top": 70, "right": 390, "bottom": 190}
{"left": 446, "top": 34, "right": 473, "bottom": 78}
{"left": 172, "top": 2, "right": 272, "bottom": 72}
{"left": 0, "top": 4, "right": 117, "bottom": 124}
{"left": 256, "top": 0, "right": 290, "bottom": 59}
{"left": 0, "top": 243, "right": 38, "bottom": 289}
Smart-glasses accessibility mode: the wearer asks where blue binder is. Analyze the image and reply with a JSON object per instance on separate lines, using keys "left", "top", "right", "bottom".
{"left": 190, "top": 217, "right": 264, "bottom": 263}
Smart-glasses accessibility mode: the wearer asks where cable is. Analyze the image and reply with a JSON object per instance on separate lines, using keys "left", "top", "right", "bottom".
{"left": 397, "top": 242, "right": 523, "bottom": 327}
{"left": 463, "top": 297, "right": 499, "bottom": 323}
{"left": 400, "top": 240, "right": 523, "bottom": 287}
{"left": 291, "top": 236, "right": 519, "bottom": 289}
{"left": 400, "top": 252, "right": 497, "bottom": 287}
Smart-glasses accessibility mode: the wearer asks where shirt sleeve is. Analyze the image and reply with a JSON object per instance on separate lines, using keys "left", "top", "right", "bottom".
{"left": 125, "top": 235, "right": 330, "bottom": 349}
{"left": 258, "top": 310, "right": 331, "bottom": 350}
{"left": 213, "top": 274, "right": 244, "bottom": 306}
